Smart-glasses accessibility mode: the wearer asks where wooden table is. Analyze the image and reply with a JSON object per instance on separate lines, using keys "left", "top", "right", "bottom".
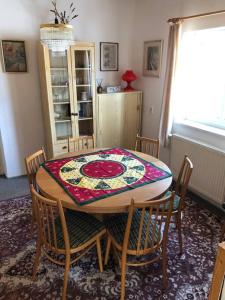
{"left": 36, "top": 148, "right": 172, "bottom": 214}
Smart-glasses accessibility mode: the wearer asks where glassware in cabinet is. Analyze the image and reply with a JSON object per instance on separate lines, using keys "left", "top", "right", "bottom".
{"left": 49, "top": 50, "right": 73, "bottom": 141}
{"left": 72, "top": 48, "right": 95, "bottom": 136}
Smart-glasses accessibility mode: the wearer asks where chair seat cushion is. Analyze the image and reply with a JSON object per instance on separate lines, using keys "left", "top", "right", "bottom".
{"left": 162, "top": 191, "right": 180, "bottom": 211}
{"left": 54, "top": 211, "right": 105, "bottom": 249}
{"left": 105, "top": 210, "right": 161, "bottom": 250}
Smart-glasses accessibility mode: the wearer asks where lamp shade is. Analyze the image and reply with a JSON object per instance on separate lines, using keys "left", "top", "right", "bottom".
{"left": 40, "top": 24, "right": 73, "bottom": 52}
{"left": 122, "top": 70, "right": 137, "bottom": 91}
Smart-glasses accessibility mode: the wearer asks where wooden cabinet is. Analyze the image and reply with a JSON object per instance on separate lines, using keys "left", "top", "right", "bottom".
{"left": 96, "top": 91, "right": 142, "bottom": 149}
{"left": 38, "top": 42, "right": 96, "bottom": 157}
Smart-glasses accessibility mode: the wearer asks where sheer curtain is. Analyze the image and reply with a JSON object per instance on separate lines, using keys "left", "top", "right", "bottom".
{"left": 159, "top": 21, "right": 182, "bottom": 147}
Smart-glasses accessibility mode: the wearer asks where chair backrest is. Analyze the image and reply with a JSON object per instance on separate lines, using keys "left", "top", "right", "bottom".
{"left": 135, "top": 135, "right": 160, "bottom": 158}
{"left": 68, "top": 135, "right": 95, "bottom": 153}
{"left": 31, "top": 185, "right": 70, "bottom": 254}
{"left": 123, "top": 192, "right": 175, "bottom": 256}
{"left": 25, "top": 147, "right": 46, "bottom": 189}
{"left": 209, "top": 242, "right": 225, "bottom": 300}
{"left": 175, "top": 155, "right": 193, "bottom": 200}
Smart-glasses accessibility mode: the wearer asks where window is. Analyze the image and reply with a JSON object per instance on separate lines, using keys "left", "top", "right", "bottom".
{"left": 174, "top": 26, "right": 225, "bottom": 131}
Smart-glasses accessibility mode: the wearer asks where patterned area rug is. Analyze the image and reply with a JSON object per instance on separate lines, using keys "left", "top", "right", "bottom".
{"left": 0, "top": 195, "right": 221, "bottom": 300}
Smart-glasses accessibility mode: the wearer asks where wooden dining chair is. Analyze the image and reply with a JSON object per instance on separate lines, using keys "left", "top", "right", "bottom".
{"left": 25, "top": 147, "right": 47, "bottom": 226}
{"left": 135, "top": 134, "right": 160, "bottom": 158}
{"left": 208, "top": 242, "right": 225, "bottom": 300}
{"left": 68, "top": 135, "right": 95, "bottom": 153}
{"left": 104, "top": 192, "right": 175, "bottom": 300}
{"left": 31, "top": 185, "right": 106, "bottom": 300}
{"left": 165, "top": 155, "right": 193, "bottom": 254}
{"left": 220, "top": 222, "right": 225, "bottom": 242}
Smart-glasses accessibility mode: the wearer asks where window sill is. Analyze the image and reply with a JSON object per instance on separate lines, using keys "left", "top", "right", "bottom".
{"left": 174, "top": 120, "right": 225, "bottom": 137}
{"left": 172, "top": 120, "right": 225, "bottom": 153}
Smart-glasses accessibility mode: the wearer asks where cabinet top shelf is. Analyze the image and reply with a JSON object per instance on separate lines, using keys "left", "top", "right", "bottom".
{"left": 52, "top": 85, "right": 68, "bottom": 88}
{"left": 53, "top": 101, "right": 70, "bottom": 105}
{"left": 77, "top": 100, "right": 92, "bottom": 103}
{"left": 75, "top": 68, "right": 91, "bottom": 70}
{"left": 76, "top": 84, "right": 91, "bottom": 87}
{"left": 55, "top": 118, "right": 71, "bottom": 123}
{"left": 51, "top": 67, "right": 67, "bottom": 70}
{"left": 98, "top": 90, "right": 143, "bottom": 96}
{"left": 79, "top": 117, "right": 93, "bottom": 121}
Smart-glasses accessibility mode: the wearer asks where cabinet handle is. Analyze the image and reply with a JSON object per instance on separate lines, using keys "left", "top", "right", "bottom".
{"left": 71, "top": 112, "right": 78, "bottom": 116}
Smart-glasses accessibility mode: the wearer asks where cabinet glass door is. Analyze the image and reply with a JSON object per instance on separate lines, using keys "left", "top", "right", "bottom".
{"left": 49, "top": 50, "right": 74, "bottom": 141}
{"left": 72, "top": 49, "right": 94, "bottom": 136}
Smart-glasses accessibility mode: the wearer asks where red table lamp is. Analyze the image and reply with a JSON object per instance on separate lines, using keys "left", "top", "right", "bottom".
{"left": 122, "top": 70, "right": 137, "bottom": 91}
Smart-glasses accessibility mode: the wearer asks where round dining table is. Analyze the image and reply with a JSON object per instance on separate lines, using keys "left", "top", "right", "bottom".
{"left": 36, "top": 148, "right": 172, "bottom": 214}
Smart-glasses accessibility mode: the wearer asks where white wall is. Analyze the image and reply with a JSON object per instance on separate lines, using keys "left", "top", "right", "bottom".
{"left": 131, "top": 0, "right": 225, "bottom": 164}
{"left": 0, "top": 0, "right": 135, "bottom": 177}
{"left": 0, "top": 0, "right": 48, "bottom": 177}
{"left": 0, "top": 130, "right": 5, "bottom": 174}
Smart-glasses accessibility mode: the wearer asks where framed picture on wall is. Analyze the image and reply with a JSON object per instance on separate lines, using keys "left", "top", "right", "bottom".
{"left": 143, "top": 40, "right": 163, "bottom": 77}
{"left": 1, "top": 40, "right": 27, "bottom": 72}
{"left": 100, "top": 42, "right": 119, "bottom": 71}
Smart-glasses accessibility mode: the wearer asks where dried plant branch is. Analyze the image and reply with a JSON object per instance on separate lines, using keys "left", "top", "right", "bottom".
{"left": 50, "top": 1, "right": 78, "bottom": 24}
{"left": 71, "top": 15, "right": 78, "bottom": 20}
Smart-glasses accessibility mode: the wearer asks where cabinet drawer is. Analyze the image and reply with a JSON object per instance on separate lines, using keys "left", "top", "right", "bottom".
{"left": 53, "top": 143, "right": 68, "bottom": 156}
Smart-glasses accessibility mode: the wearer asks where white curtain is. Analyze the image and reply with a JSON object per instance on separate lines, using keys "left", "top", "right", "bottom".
{"left": 159, "top": 21, "right": 182, "bottom": 147}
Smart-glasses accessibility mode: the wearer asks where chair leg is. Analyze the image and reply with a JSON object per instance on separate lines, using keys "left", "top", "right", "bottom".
{"left": 32, "top": 238, "right": 42, "bottom": 280}
{"left": 112, "top": 244, "right": 120, "bottom": 267}
{"left": 31, "top": 216, "right": 35, "bottom": 232}
{"left": 96, "top": 238, "right": 103, "bottom": 272}
{"left": 220, "top": 221, "right": 225, "bottom": 242}
{"left": 176, "top": 211, "right": 183, "bottom": 254}
{"left": 31, "top": 201, "right": 36, "bottom": 231}
{"left": 162, "top": 243, "right": 168, "bottom": 289}
{"left": 62, "top": 255, "right": 70, "bottom": 300}
{"left": 120, "top": 253, "right": 127, "bottom": 300}
{"left": 104, "top": 236, "right": 112, "bottom": 265}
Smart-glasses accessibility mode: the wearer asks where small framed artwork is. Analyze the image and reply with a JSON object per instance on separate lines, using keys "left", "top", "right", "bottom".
{"left": 100, "top": 42, "right": 119, "bottom": 71}
{"left": 1, "top": 40, "right": 27, "bottom": 72}
{"left": 143, "top": 40, "right": 163, "bottom": 77}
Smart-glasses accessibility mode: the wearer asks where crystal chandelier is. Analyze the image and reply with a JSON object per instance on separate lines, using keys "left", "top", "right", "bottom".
{"left": 40, "top": 23, "right": 73, "bottom": 52}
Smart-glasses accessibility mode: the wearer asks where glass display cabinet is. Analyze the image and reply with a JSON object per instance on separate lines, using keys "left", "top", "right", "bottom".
{"left": 38, "top": 42, "right": 96, "bottom": 157}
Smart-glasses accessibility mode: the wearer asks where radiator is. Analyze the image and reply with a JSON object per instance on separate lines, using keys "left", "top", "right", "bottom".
{"left": 170, "top": 134, "right": 225, "bottom": 206}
